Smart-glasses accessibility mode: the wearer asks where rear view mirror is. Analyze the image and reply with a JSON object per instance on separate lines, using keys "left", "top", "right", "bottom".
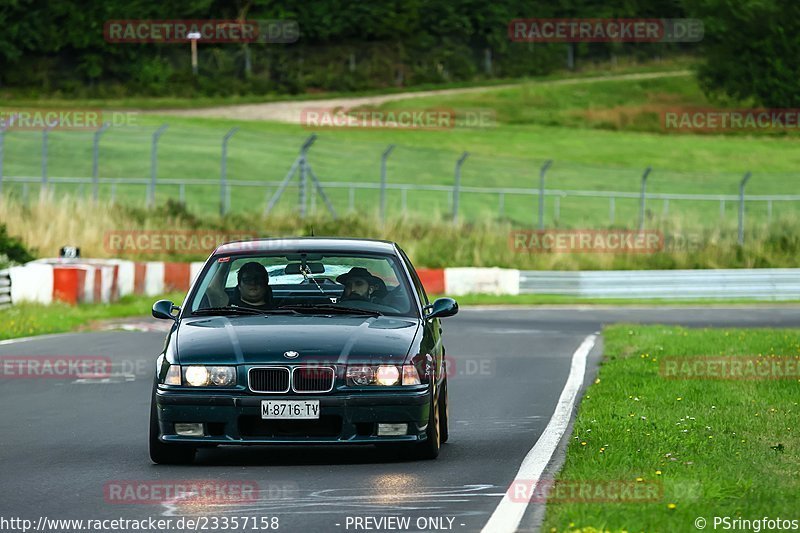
{"left": 285, "top": 262, "right": 325, "bottom": 274}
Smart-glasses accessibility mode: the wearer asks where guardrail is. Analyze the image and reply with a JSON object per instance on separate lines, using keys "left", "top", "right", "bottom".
{"left": 0, "top": 269, "right": 11, "bottom": 308}
{"left": 518, "top": 268, "right": 800, "bottom": 300}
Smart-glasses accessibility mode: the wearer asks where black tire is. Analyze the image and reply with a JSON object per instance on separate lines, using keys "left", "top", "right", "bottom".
{"left": 439, "top": 378, "right": 450, "bottom": 444}
{"left": 408, "top": 384, "right": 440, "bottom": 460}
{"left": 149, "top": 386, "right": 196, "bottom": 465}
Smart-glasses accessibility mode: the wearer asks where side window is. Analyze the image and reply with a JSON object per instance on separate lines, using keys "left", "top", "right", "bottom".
{"left": 398, "top": 248, "right": 429, "bottom": 306}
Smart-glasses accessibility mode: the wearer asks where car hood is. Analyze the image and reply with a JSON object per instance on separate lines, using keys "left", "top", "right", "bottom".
{"left": 175, "top": 314, "right": 420, "bottom": 365}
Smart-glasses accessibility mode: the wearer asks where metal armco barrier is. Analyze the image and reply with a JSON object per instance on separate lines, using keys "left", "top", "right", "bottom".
{"left": 519, "top": 269, "right": 800, "bottom": 300}
{"left": 0, "top": 269, "right": 11, "bottom": 308}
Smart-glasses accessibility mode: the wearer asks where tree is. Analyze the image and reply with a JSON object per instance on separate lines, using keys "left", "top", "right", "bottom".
{"left": 687, "top": 0, "right": 800, "bottom": 107}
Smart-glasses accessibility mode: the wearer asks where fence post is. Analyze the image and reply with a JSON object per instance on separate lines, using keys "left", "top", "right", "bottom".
{"left": 498, "top": 192, "right": 505, "bottom": 217}
{"left": 0, "top": 126, "right": 6, "bottom": 196}
{"left": 298, "top": 134, "right": 317, "bottom": 219}
{"left": 767, "top": 200, "right": 773, "bottom": 223}
{"left": 148, "top": 124, "right": 168, "bottom": 209}
{"left": 609, "top": 197, "right": 615, "bottom": 224}
{"left": 380, "top": 144, "right": 395, "bottom": 222}
{"left": 452, "top": 151, "right": 469, "bottom": 223}
{"left": 220, "top": 127, "right": 239, "bottom": 216}
{"left": 738, "top": 171, "right": 751, "bottom": 246}
{"left": 92, "top": 122, "right": 110, "bottom": 203}
{"left": 720, "top": 199, "right": 725, "bottom": 219}
{"left": 554, "top": 194, "right": 561, "bottom": 223}
{"left": 638, "top": 166, "right": 652, "bottom": 230}
{"left": 537, "top": 160, "right": 553, "bottom": 229}
{"left": 41, "top": 126, "right": 53, "bottom": 200}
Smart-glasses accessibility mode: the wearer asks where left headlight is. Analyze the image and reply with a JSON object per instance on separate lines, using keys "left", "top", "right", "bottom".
{"left": 346, "top": 365, "right": 420, "bottom": 386}
{"left": 183, "top": 365, "right": 237, "bottom": 387}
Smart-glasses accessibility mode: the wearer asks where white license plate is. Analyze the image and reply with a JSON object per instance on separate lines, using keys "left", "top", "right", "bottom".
{"left": 261, "top": 400, "right": 320, "bottom": 419}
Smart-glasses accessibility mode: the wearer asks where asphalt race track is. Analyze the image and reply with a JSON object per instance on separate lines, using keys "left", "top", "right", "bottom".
{"left": 1, "top": 306, "right": 799, "bottom": 533}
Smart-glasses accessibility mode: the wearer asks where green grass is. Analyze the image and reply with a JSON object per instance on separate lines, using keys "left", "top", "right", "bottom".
{"left": 0, "top": 292, "right": 184, "bottom": 340}
{"left": 2, "top": 60, "right": 798, "bottom": 229}
{"left": 0, "top": 55, "right": 696, "bottom": 109}
{"left": 543, "top": 325, "right": 800, "bottom": 532}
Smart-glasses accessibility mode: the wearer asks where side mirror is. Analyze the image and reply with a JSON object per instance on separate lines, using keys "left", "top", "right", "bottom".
{"left": 152, "top": 299, "right": 179, "bottom": 321}
{"left": 426, "top": 297, "right": 458, "bottom": 319}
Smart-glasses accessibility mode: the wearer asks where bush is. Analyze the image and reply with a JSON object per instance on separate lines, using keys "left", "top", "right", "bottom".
{"left": 0, "top": 224, "right": 34, "bottom": 268}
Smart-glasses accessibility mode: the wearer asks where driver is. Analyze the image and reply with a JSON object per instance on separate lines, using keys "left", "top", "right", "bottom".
{"left": 206, "top": 261, "right": 274, "bottom": 310}
{"left": 336, "top": 267, "right": 386, "bottom": 303}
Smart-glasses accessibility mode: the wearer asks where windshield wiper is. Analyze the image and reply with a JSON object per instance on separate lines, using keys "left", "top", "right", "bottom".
{"left": 191, "top": 306, "right": 266, "bottom": 316}
{"left": 277, "top": 304, "right": 382, "bottom": 317}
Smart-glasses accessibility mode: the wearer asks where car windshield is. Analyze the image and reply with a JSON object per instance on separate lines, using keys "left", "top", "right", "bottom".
{"left": 188, "top": 252, "right": 416, "bottom": 317}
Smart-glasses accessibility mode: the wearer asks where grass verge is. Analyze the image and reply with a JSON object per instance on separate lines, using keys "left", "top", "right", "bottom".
{"left": 542, "top": 325, "right": 800, "bottom": 532}
{"left": 0, "top": 292, "right": 184, "bottom": 341}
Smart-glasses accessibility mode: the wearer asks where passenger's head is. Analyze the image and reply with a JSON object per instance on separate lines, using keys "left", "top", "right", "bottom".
{"left": 237, "top": 262, "right": 269, "bottom": 303}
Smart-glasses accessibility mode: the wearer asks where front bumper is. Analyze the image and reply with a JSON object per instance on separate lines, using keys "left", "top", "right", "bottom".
{"left": 155, "top": 386, "right": 431, "bottom": 445}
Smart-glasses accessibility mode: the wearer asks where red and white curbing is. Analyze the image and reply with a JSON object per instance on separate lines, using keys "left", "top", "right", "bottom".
{"left": 7, "top": 261, "right": 513, "bottom": 305}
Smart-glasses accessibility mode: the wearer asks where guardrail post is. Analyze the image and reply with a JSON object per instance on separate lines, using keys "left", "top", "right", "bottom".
{"left": 401, "top": 187, "right": 407, "bottom": 211}
{"left": 738, "top": 171, "right": 752, "bottom": 246}
{"left": 220, "top": 127, "right": 239, "bottom": 216}
{"left": 148, "top": 124, "right": 168, "bottom": 209}
{"left": 453, "top": 152, "right": 469, "bottom": 223}
{"left": 380, "top": 144, "right": 395, "bottom": 223}
{"left": 498, "top": 192, "right": 505, "bottom": 217}
{"left": 92, "top": 123, "right": 110, "bottom": 203}
{"left": 638, "top": 166, "right": 652, "bottom": 230}
{"left": 720, "top": 199, "right": 725, "bottom": 219}
{"left": 0, "top": 126, "right": 6, "bottom": 196}
{"left": 538, "top": 160, "right": 553, "bottom": 229}
{"left": 767, "top": 200, "right": 773, "bottom": 223}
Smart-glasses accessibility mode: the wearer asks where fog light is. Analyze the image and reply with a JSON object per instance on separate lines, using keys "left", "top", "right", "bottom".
{"left": 174, "top": 423, "right": 204, "bottom": 436}
{"left": 377, "top": 423, "right": 408, "bottom": 436}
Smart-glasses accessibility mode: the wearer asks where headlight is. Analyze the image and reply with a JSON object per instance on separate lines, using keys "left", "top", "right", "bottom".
{"left": 183, "top": 365, "right": 236, "bottom": 387}
{"left": 346, "top": 364, "right": 419, "bottom": 386}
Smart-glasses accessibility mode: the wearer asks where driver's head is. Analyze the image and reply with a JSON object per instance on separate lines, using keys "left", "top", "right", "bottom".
{"left": 336, "top": 267, "right": 381, "bottom": 301}
{"left": 237, "top": 262, "right": 269, "bottom": 303}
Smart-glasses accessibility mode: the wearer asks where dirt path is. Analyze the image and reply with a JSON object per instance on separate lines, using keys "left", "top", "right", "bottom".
{"left": 152, "top": 70, "right": 691, "bottom": 124}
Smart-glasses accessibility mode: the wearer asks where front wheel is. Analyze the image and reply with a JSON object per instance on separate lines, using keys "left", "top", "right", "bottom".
{"left": 149, "top": 386, "right": 196, "bottom": 465}
{"left": 439, "top": 378, "right": 449, "bottom": 444}
{"left": 409, "top": 385, "right": 441, "bottom": 460}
